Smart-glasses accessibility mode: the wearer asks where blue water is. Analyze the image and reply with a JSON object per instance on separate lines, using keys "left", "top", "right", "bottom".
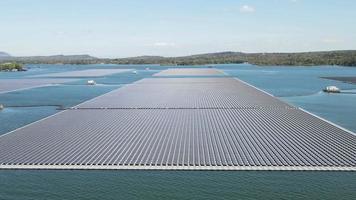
{"left": 1, "top": 171, "right": 355, "bottom": 200}
{"left": 0, "top": 64, "right": 355, "bottom": 199}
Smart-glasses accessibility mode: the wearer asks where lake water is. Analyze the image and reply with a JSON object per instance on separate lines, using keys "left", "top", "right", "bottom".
{"left": 0, "top": 64, "right": 355, "bottom": 200}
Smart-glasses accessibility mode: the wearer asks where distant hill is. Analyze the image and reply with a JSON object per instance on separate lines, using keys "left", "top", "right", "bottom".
{"left": 0, "top": 51, "right": 11, "bottom": 57}
{"left": 112, "top": 50, "right": 356, "bottom": 66}
{"left": 244, "top": 50, "right": 356, "bottom": 66}
{"left": 112, "top": 56, "right": 167, "bottom": 64}
{"left": 1, "top": 50, "right": 356, "bottom": 66}
{"left": 0, "top": 54, "right": 97, "bottom": 64}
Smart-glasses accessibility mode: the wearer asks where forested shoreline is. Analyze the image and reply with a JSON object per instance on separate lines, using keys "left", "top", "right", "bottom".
{"left": 1, "top": 50, "right": 356, "bottom": 66}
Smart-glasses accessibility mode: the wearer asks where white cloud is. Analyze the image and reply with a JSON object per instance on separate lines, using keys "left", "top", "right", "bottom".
{"left": 239, "top": 5, "right": 255, "bottom": 13}
{"left": 153, "top": 42, "right": 176, "bottom": 47}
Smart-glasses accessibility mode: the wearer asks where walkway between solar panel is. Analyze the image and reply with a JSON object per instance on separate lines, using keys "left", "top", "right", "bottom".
{"left": 0, "top": 68, "right": 355, "bottom": 170}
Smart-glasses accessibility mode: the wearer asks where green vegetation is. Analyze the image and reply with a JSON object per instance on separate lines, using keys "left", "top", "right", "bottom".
{"left": 111, "top": 51, "right": 356, "bottom": 66}
{"left": 111, "top": 52, "right": 246, "bottom": 65}
{"left": 0, "top": 62, "right": 24, "bottom": 71}
{"left": 244, "top": 51, "right": 356, "bottom": 66}
{"left": 1, "top": 50, "right": 356, "bottom": 66}
{"left": 0, "top": 55, "right": 97, "bottom": 65}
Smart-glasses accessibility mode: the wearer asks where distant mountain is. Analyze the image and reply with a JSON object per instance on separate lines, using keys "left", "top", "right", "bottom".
{"left": 0, "top": 51, "right": 11, "bottom": 57}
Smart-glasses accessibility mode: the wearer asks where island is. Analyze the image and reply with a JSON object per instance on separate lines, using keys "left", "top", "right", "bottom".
{"left": 0, "top": 62, "right": 25, "bottom": 72}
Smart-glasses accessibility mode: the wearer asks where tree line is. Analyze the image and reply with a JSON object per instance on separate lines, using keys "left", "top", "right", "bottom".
{"left": 1, "top": 50, "right": 356, "bottom": 66}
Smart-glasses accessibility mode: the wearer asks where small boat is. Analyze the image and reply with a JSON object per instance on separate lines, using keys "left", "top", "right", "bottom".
{"left": 323, "top": 86, "right": 340, "bottom": 93}
{"left": 145, "top": 67, "right": 150, "bottom": 70}
{"left": 87, "top": 80, "right": 96, "bottom": 85}
{"left": 0, "top": 104, "right": 4, "bottom": 110}
{"left": 132, "top": 70, "right": 138, "bottom": 74}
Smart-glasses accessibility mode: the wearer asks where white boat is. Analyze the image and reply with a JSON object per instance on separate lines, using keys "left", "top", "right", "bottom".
{"left": 87, "top": 80, "right": 96, "bottom": 85}
{"left": 132, "top": 70, "right": 138, "bottom": 74}
{"left": 0, "top": 104, "right": 4, "bottom": 110}
{"left": 323, "top": 86, "right": 340, "bottom": 93}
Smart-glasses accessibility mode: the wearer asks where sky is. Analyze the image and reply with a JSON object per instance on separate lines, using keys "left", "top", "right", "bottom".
{"left": 0, "top": 0, "right": 356, "bottom": 58}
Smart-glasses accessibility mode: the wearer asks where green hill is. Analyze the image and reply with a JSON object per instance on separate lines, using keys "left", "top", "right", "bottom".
{"left": 1, "top": 50, "right": 356, "bottom": 66}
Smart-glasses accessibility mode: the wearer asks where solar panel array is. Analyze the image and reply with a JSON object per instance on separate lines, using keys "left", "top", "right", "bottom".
{"left": 32, "top": 69, "right": 132, "bottom": 78}
{"left": 76, "top": 78, "right": 293, "bottom": 109}
{"left": 0, "top": 68, "right": 355, "bottom": 170}
{"left": 0, "top": 78, "right": 78, "bottom": 94}
{"left": 153, "top": 68, "right": 224, "bottom": 76}
{"left": 0, "top": 108, "right": 355, "bottom": 168}
{"left": 322, "top": 76, "right": 356, "bottom": 84}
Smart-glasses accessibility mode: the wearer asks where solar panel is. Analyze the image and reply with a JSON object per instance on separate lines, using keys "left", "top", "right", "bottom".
{"left": 76, "top": 78, "right": 293, "bottom": 109}
{"left": 32, "top": 69, "right": 132, "bottom": 78}
{"left": 153, "top": 68, "right": 224, "bottom": 76}
{"left": 0, "top": 72, "right": 355, "bottom": 171}
{"left": 135, "top": 77, "right": 237, "bottom": 84}
{"left": 0, "top": 109, "right": 354, "bottom": 170}
{"left": 0, "top": 79, "right": 78, "bottom": 94}
{"left": 321, "top": 76, "right": 356, "bottom": 84}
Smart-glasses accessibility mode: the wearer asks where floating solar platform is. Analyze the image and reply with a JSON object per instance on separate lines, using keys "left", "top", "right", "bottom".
{"left": 0, "top": 79, "right": 78, "bottom": 94}
{"left": 153, "top": 68, "right": 224, "bottom": 76}
{"left": 0, "top": 109, "right": 355, "bottom": 170}
{"left": 135, "top": 77, "right": 237, "bottom": 84}
{"left": 76, "top": 78, "right": 293, "bottom": 109}
{"left": 0, "top": 72, "right": 355, "bottom": 171}
{"left": 32, "top": 69, "right": 132, "bottom": 78}
{"left": 321, "top": 76, "right": 356, "bottom": 84}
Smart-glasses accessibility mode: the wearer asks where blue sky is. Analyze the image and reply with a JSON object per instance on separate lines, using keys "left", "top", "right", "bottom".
{"left": 0, "top": 0, "right": 355, "bottom": 58}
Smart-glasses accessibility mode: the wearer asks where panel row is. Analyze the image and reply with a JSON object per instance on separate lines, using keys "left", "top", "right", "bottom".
{"left": 32, "top": 69, "right": 132, "bottom": 78}
{"left": 76, "top": 78, "right": 293, "bottom": 109}
{"left": 153, "top": 68, "right": 224, "bottom": 76}
{"left": 0, "top": 109, "right": 354, "bottom": 167}
{"left": 0, "top": 78, "right": 78, "bottom": 94}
